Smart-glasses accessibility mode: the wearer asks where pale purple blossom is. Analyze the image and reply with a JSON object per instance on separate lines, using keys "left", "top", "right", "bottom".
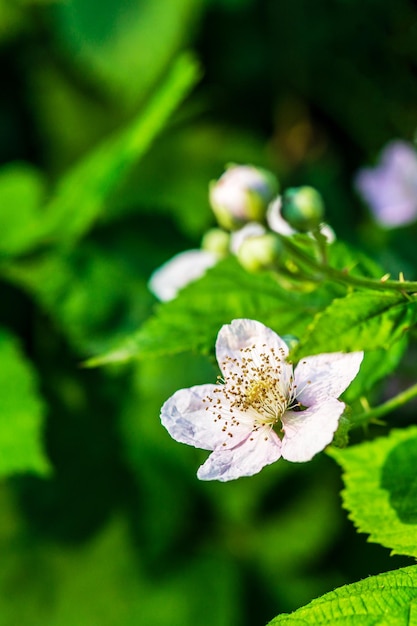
{"left": 161, "top": 319, "right": 363, "bottom": 481}
{"left": 355, "top": 140, "right": 417, "bottom": 227}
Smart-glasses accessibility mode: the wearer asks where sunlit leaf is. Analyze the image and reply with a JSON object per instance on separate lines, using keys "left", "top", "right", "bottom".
{"left": 291, "top": 291, "right": 416, "bottom": 359}
{"left": 330, "top": 426, "right": 417, "bottom": 558}
{"left": 268, "top": 565, "right": 417, "bottom": 625}
{"left": 87, "top": 257, "right": 338, "bottom": 366}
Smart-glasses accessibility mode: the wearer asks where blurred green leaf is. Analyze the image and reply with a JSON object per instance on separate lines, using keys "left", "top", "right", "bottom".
{"left": 0, "top": 507, "right": 240, "bottom": 626}
{"left": 0, "top": 162, "right": 47, "bottom": 256}
{"left": 4, "top": 231, "right": 155, "bottom": 355}
{"left": 106, "top": 122, "right": 270, "bottom": 238}
{"left": 50, "top": 0, "right": 203, "bottom": 104}
{"left": 43, "top": 53, "right": 201, "bottom": 244}
{"left": 0, "top": 330, "right": 49, "bottom": 477}
{"left": 268, "top": 564, "right": 417, "bottom": 625}
{"left": 330, "top": 426, "right": 417, "bottom": 558}
{"left": 0, "top": 54, "right": 200, "bottom": 259}
{"left": 291, "top": 291, "right": 416, "bottom": 359}
{"left": 87, "top": 257, "right": 338, "bottom": 366}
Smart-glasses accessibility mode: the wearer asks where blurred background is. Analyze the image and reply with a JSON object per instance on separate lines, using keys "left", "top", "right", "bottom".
{"left": 1, "top": 0, "right": 417, "bottom": 624}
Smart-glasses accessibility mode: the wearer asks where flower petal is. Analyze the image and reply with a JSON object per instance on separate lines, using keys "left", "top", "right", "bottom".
{"left": 355, "top": 141, "right": 417, "bottom": 227}
{"left": 281, "top": 398, "right": 345, "bottom": 462}
{"left": 295, "top": 351, "right": 363, "bottom": 405}
{"left": 216, "top": 319, "right": 290, "bottom": 381}
{"left": 148, "top": 249, "right": 218, "bottom": 301}
{"left": 230, "top": 222, "right": 266, "bottom": 255}
{"left": 197, "top": 429, "right": 282, "bottom": 481}
{"left": 161, "top": 384, "right": 252, "bottom": 451}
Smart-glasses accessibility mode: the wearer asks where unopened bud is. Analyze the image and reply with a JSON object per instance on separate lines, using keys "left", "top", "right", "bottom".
{"left": 209, "top": 165, "right": 279, "bottom": 230}
{"left": 281, "top": 186, "right": 325, "bottom": 232}
{"left": 201, "top": 228, "right": 230, "bottom": 258}
{"left": 237, "top": 233, "right": 283, "bottom": 273}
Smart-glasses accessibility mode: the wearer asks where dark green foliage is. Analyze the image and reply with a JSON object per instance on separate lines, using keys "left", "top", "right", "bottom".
{"left": 2, "top": 1, "right": 417, "bottom": 625}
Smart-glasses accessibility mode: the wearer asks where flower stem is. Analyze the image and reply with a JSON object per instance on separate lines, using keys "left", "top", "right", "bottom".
{"left": 350, "top": 382, "right": 417, "bottom": 429}
{"left": 280, "top": 236, "right": 417, "bottom": 294}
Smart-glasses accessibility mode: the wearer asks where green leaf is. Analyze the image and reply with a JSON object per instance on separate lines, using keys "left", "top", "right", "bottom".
{"left": 0, "top": 162, "right": 47, "bottom": 256}
{"left": 51, "top": 0, "right": 202, "bottom": 103}
{"left": 0, "top": 330, "right": 50, "bottom": 477}
{"left": 330, "top": 426, "right": 417, "bottom": 558}
{"left": 291, "top": 291, "right": 417, "bottom": 360}
{"left": 87, "top": 257, "right": 338, "bottom": 366}
{"left": 268, "top": 564, "right": 417, "bottom": 625}
{"left": 343, "top": 337, "right": 408, "bottom": 402}
{"left": 0, "top": 508, "right": 238, "bottom": 626}
{"left": 3, "top": 234, "right": 155, "bottom": 356}
{"left": 43, "top": 53, "right": 200, "bottom": 243}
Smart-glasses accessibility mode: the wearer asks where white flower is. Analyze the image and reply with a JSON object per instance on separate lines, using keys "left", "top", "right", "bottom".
{"left": 148, "top": 249, "right": 218, "bottom": 302}
{"left": 161, "top": 319, "right": 363, "bottom": 481}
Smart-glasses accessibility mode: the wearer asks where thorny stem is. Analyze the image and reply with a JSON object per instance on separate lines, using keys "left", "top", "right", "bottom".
{"left": 280, "top": 236, "right": 417, "bottom": 294}
{"left": 350, "top": 382, "right": 417, "bottom": 429}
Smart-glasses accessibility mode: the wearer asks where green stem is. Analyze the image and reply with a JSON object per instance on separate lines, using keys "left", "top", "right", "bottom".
{"left": 350, "top": 383, "right": 417, "bottom": 429}
{"left": 281, "top": 236, "right": 417, "bottom": 294}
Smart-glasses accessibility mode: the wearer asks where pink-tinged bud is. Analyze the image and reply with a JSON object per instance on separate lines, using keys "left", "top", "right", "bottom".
{"left": 209, "top": 165, "right": 279, "bottom": 230}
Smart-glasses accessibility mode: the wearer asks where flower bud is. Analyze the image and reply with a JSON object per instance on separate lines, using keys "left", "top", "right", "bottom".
{"left": 209, "top": 165, "right": 279, "bottom": 230}
{"left": 237, "top": 233, "right": 283, "bottom": 273}
{"left": 281, "top": 186, "right": 325, "bottom": 232}
{"left": 201, "top": 228, "right": 230, "bottom": 258}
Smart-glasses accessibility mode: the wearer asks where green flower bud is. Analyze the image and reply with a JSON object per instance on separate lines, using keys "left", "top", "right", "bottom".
{"left": 281, "top": 186, "right": 325, "bottom": 233}
{"left": 201, "top": 228, "right": 230, "bottom": 258}
{"left": 237, "top": 233, "right": 283, "bottom": 273}
{"left": 209, "top": 165, "right": 279, "bottom": 231}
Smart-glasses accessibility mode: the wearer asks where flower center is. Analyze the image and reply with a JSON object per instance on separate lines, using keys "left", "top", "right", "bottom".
{"left": 203, "top": 344, "right": 299, "bottom": 446}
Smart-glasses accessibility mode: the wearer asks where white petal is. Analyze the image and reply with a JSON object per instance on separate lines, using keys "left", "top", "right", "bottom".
{"left": 294, "top": 351, "right": 363, "bottom": 405}
{"left": 281, "top": 398, "right": 345, "bottom": 462}
{"left": 230, "top": 222, "right": 266, "bottom": 255}
{"left": 216, "top": 319, "right": 290, "bottom": 379}
{"left": 148, "top": 249, "right": 218, "bottom": 301}
{"left": 197, "top": 429, "right": 282, "bottom": 481}
{"left": 160, "top": 384, "right": 252, "bottom": 451}
{"left": 266, "top": 197, "right": 296, "bottom": 236}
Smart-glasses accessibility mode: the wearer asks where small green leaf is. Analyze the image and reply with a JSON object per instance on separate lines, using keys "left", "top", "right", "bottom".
{"left": 268, "top": 565, "right": 417, "bottom": 625}
{"left": 0, "top": 330, "right": 50, "bottom": 477}
{"left": 87, "top": 257, "right": 337, "bottom": 366}
{"left": 52, "top": 0, "right": 202, "bottom": 103}
{"left": 0, "top": 162, "right": 47, "bottom": 256}
{"left": 291, "top": 291, "right": 417, "bottom": 360}
{"left": 43, "top": 53, "right": 200, "bottom": 243}
{"left": 330, "top": 426, "right": 417, "bottom": 558}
